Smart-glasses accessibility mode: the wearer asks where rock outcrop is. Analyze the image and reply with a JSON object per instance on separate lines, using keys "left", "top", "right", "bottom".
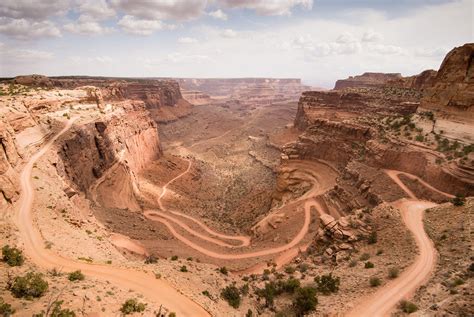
{"left": 334, "top": 72, "right": 403, "bottom": 90}
{"left": 387, "top": 69, "right": 438, "bottom": 90}
{"left": 422, "top": 43, "right": 474, "bottom": 118}
{"left": 0, "top": 122, "right": 22, "bottom": 207}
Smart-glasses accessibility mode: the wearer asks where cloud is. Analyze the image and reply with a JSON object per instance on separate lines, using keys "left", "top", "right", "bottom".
{"left": 220, "top": 0, "right": 313, "bottom": 16}
{"left": 178, "top": 37, "right": 198, "bottom": 44}
{"left": 0, "top": 0, "right": 70, "bottom": 20}
{"left": 0, "top": 44, "right": 53, "bottom": 61}
{"left": 70, "top": 55, "right": 115, "bottom": 64}
{"left": 110, "top": 0, "right": 207, "bottom": 21}
{"left": 414, "top": 47, "right": 449, "bottom": 57}
{"left": 367, "top": 43, "right": 406, "bottom": 55}
{"left": 64, "top": 20, "right": 113, "bottom": 35}
{"left": 117, "top": 15, "right": 174, "bottom": 35}
{"left": 220, "top": 28, "right": 237, "bottom": 38}
{"left": 165, "top": 52, "right": 210, "bottom": 63}
{"left": 209, "top": 9, "right": 228, "bottom": 20}
{"left": 362, "top": 29, "right": 384, "bottom": 42}
{"left": 76, "top": 0, "right": 115, "bottom": 20}
{"left": 0, "top": 18, "right": 61, "bottom": 39}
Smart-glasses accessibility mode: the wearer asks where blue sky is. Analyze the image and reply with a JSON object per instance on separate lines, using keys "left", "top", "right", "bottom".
{"left": 0, "top": 0, "right": 472, "bottom": 87}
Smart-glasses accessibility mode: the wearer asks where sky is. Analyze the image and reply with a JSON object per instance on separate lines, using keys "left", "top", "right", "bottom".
{"left": 0, "top": 0, "right": 472, "bottom": 88}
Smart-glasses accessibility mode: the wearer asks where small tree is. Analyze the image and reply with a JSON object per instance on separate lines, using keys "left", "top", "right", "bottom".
{"left": 9, "top": 272, "right": 49, "bottom": 299}
{"left": 221, "top": 285, "right": 241, "bottom": 308}
{"left": 314, "top": 273, "right": 340, "bottom": 295}
{"left": 2, "top": 245, "right": 24, "bottom": 267}
{"left": 293, "top": 287, "right": 318, "bottom": 316}
{"left": 120, "top": 299, "right": 146, "bottom": 315}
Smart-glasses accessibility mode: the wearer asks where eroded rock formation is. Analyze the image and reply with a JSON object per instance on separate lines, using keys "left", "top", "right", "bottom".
{"left": 334, "top": 72, "right": 403, "bottom": 90}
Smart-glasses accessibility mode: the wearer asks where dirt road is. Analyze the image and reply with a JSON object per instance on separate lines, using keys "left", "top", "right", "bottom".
{"left": 347, "top": 170, "right": 454, "bottom": 316}
{"left": 16, "top": 118, "right": 209, "bottom": 317}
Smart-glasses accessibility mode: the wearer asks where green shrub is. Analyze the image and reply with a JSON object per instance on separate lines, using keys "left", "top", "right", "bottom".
{"left": 293, "top": 286, "right": 318, "bottom": 316}
{"left": 284, "top": 266, "right": 296, "bottom": 274}
{"left": 368, "top": 231, "right": 377, "bottom": 244}
{"left": 0, "top": 297, "right": 15, "bottom": 316}
{"left": 50, "top": 300, "right": 76, "bottom": 317}
{"left": 256, "top": 282, "right": 278, "bottom": 307}
{"left": 388, "top": 267, "right": 399, "bottom": 279}
{"left": 120, "top": 299, "right": 146, "bottom": 315}
{"left": 2, "top": 245, "right": 24, "bottom": 267}
{"left": 219, "top": 267, "right": 228, "bottom": 275}
{"left": 202, "top": 290, "right": 211, "bottom": 298}
{"left": 9, "top": 272, "right": 48, "bottom": 299}
{"left": 221, "top": 285, "right": 241, "bottom": 308}
{"left": 365, "top": 262, "right": 375, "bottom": 269}
{"left": 180, "top": 266, "right": 188, "bottom": 272}
{"left": 314, "top": 273, "right": 340, "bottom": 295}
{"left": 452, "top": 194, "right": 466, "bottom": 206}
{"left": 399, "top": 300, "right": 418, "bottom": 314}
{"left": 67, "top": 270, "right": 85, "bottom": 282}
{"left": 170, "top": 255, "right": 178, "bottom": 261}
{"left": 280, "top": 278, "right": 300, "bottom": 294}
{"left": 369, "top": 277, "right": 381, "bottom": 287}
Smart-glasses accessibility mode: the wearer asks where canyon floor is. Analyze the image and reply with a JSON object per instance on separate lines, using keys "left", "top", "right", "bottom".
{"left": 1, "top": 45, "right": 473, "bottom": 317}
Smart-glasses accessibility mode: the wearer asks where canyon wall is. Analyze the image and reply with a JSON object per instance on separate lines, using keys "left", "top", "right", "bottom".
{"left": 0, "top": 122, "right": 22, "bottom": 208}
{"left": 334, "top": 72, "right": 402, "bottom": 90}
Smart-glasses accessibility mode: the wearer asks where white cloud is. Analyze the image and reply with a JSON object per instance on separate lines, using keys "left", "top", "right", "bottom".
{"left": 76, "top": 0, "right": 115, "bottom": 20}
{"left": 367, "top": 43, "right": 406, "bottom": 55}
{"left": 117, "top": 15, "right": 171, "bottom": 35}
{"left": 178, "top": 37, "right": 198, "bottom": 44}
{"left": 414, "top": 47, "right": 449, "bottom": 57}
{"left": 110, "top": 0, "right": 207, "bottom": 21}
{"left": 165, "top": 53, "right": 210, "bottom": 63}
{"left": 64, "top": 21, "right": 113, "bottom": 35}
{"left": 220, "top": 0, "right": 313, "bottom": 16}
{"left": 220, "top": 28, "right": 238, "bottom": 38}
{"left": 0, "top": 0, "right": 70, "bottom": 20}
{"left": 0, "top": 18, "right": 61, "bottom": 39}
{"left": 0, "top": 44, "right": 53, "bottom": 61}
{"left": 336, "top": 32, "right": 358, "bottom": 43}
{"left": 362, "top": 29, "right": 384, "bottom": 42}
{"left": 209, "top": 9, "right": 228, "bottom": 20}
{"left": 70, "top": 55, "right": 115, "bottom": 64}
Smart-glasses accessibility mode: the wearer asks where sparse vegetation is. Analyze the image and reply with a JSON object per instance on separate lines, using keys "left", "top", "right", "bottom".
{"left": 359, "top": 253, "right": 370, "bottom": 261}
{"left": 221, "top": 285, "right": 241, "bottom": 308}
{"left": 314, "top": 273, "right": 340, "bottom": 295}
{"left": 8, "top": 272, "right": 49, "bottom": 299}
{"left": 180, "top": 265, "right": 188, "bottom": 272}
{"left": 2, "top": 245, "right": 24, "bottom": 267}
{"left": 68, "top": 270, "right": 85, "bottom": 282}
{"left": 0, "top": 297, "right": 15, "bottom": 316}
{"left": 368, "top": 231, "right": 377, "bottom": 244}
{"left": 144, "top": 255, "right": 158, "bottom": 264}
{"left": 120, "top": 299, "right": 146, "bottom": 315}
{"left": 452, "top": 194, "right": 466, "bottom": 206}
{"left": 292, "top": 286, "right": 318, "bottom": 316}
{"left": 369, "top": 277, "right": 381, "bottom": 287}
{"left": 49, "top": 300, "right": 76, "bottom": 317}
{"left": 388, "top": 267, "right": 399, "bottom": 279}
{"left": 219, "top": 266, "right": 228, "bottom": 275}
{"left": 399, "top": 300, "right": 418, "bottom": 314}
{"left": 170, "top": 255, "right": 178, "bottom": 261}
{"left": 365, "top": 261, "right": 375, "bottom": 269}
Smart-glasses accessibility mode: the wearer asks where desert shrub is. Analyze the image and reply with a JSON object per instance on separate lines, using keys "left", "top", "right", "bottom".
{"left": 68, "top": 270, "right": 85, "bottom": 282}
{"left": 50, "top": 300, "right": 76, "bottom": 317}
{"left": 399, "top": 300, "right": 418, "bottom": 314}
{"left": 415, "top": 135, "right": 424, "bottom": 142}
{"left": 219, "top": 267, "right": 228, "bottom": 275}
{"left": 452, "top": 194, "right": 466, "bottom": 206}
{"left": 144, "top": 255, "right": 158, "bottom": 264}
{"left": 0, "top": 297, "right": 15, "bottom": 316}
{"left": 349, "top": 260, "right": 357, "bottom": 267}
{"left": 170, "top": 255, "right": 178, "bottom": 261}
{"left": 240, "top": 283, "right": 249, "bottom": 296}
{"left": 365, "top": 261, "right": 375, "bottom": 269}
{"left": 256, "top": 282, "right": 278, "bottom": 307}
{"left": 221, "top": 285, "right": 241, "bottom": 308}
{"left": 284, "top": 266, "right": 296, "bottom": 274}
{"left": 368, "top": 231, "right": 377, "bottom": 244}
{"left": 388, "top": 267, "right": 399, "bottom": 279}
{"left": 297, "top": 263, "right": 309, "bottom": 273}
{"left": 168, "top": 313, "right": 176, "bottom": 317}
{"left": 202, "top": 290, "right": 211, "bottom": 298}
{"left": 9, "top": 272, "right": 48, "bottom": 299}
{"left": 180, "top": 266, "right": 188, "bottom": 272}
{"left": 359, "top": 253, "right": 370, "bottom": 261}
{"left": 369, "top": 277, "right": 381, "bottom": 287}
{"left": 2, "top": 245, "right": 24, "bottom": 267}
{"left": 293, "top": 286, "right": 318, "bottom": 316}
{"left": 120, "top": 299, "right": 146, "bottom": 315}
{"left": 245, "top": 309, "right": 253, "bottom": 317}
{"left": 279, "top": 278, "right": 301, "bottom": 294}
{"left": 314, "top": 273, "right": 340, "bottom": 295}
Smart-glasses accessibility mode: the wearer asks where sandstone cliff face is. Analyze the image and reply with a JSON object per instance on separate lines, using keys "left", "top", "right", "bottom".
{"left": 334, "top": 72, "right": 402, "bottom": 90}
{"left": 422, "top": 43, "right": 474, "bottom": 117}
{"left": 387, "top": 70, "right": 438, "bottom": 90}
{"left": 0, "top": 122, "right": 22, "bottom": 207}
{"left": 58, "top": 101, "right": 161, "bottom": 210}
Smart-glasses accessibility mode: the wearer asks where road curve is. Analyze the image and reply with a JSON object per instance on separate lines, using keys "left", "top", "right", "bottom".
{"left": 347, "top": 169, "right": 454, "bottom": 316}
{"left": 15, "top": 118, "right": 209, "bottom": 317}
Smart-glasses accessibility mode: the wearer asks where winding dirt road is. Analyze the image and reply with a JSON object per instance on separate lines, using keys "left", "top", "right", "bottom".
{"left": 143, "top": 159, "right": 337, "bottom": 263}
{"left": 347, "top": 170, "right": 454, "bottom": 316}
{"left": 16, "top": 118, "right": 209, "bottom": 317}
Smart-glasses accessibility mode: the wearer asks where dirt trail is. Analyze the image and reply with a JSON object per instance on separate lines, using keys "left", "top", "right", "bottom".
{"left": 15, "top": 118, "right": 209, "bottom": 317}
{"left": 143, "top": 159, "right": 337, "bottom": 263}
{"left": 348, "top": 170, "right": 454, "bottom": 316}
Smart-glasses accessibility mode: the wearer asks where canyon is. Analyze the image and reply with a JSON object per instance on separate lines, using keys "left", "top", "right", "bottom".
{"left": 0, "top": 43, "right": 473, "bottom": 317}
